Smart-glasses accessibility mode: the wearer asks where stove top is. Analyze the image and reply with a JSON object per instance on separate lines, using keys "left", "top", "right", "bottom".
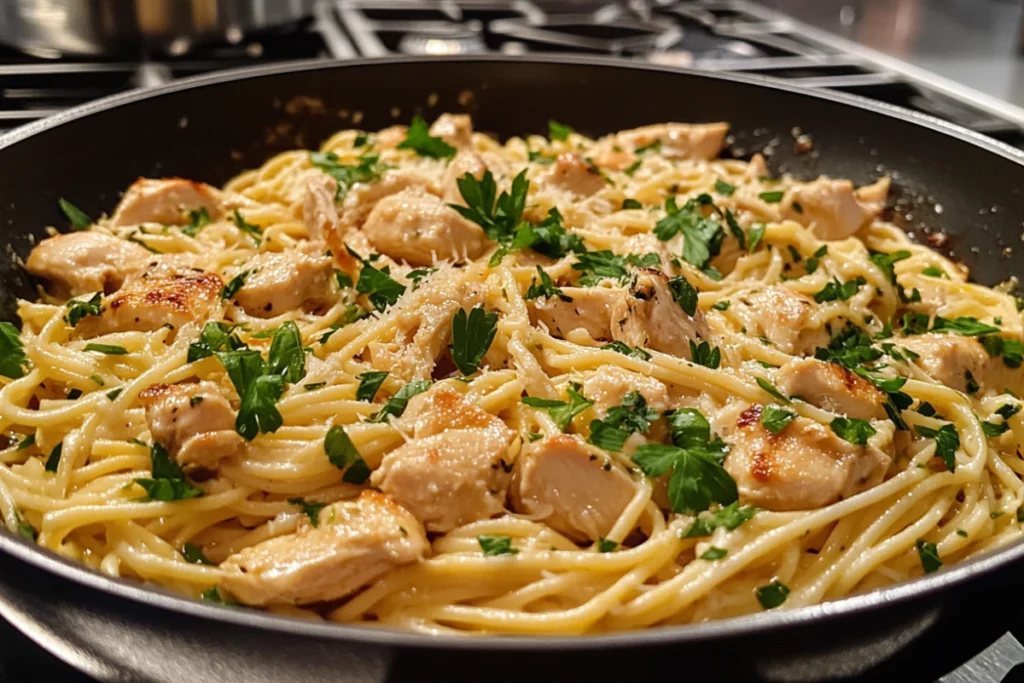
{"left": 2, "top": 1, "right": 1024, "bottom": 682}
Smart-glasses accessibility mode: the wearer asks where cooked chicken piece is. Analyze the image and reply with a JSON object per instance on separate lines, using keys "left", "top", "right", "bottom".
{"left": 138, "top": 381, "right": 244, "bottom": 475}
{"left": 362, "top": 188, "right": 488, "bottom": 267}
{"left": 372, "top": 428, "right": 511, "bottom": 533}
{"left": 724, "top": 405, "right": 891, "bottom": 511}
{"left": 618, "top": 122, "right": 729, "bottom": 161}
{"left": 428, "top": 113, "right": 473, "bottom": 149}
{"left": 590, "top": 145, "right": 634, "bottom": 172}
{"left": 581, "top": 366, "right": 669, "bottom": 413}
{"left": 776, "top": 358, "right": 886, "bottom": 420}
{"left": 779, "top": 178, "right": 875, "bottom": 241}
{"left": 111, "top": 178, "right": 225, "bottom": 228}
{"left": 25, "top": 231, "right": 152, "bottom": 297}
{"left": 530, "top": 285, "right": 620, "bottom": 341}
{"left": 900, "top": 333, "right": 1022, "bottom": 395}
{"left": 229, "top": 247, "right": 335, "bottom": 318}
{"left": 511, "top": 434, "right": 637, "bottom": 542}
{"left": 443, "top": 150, "right": 489, "bottom": 204}
{"left": 220, "top": 491, "right": 428, "bottom": 606}
{"left": 375, "top": 125, "right": 407, "bottom": 150}
{"left": 854, "top": 176, "right": 890, "bottom": 215}
{"left": 741, "top": 153, "right": 769, "bottom": 183}
{"left": 618, "top": 233, "right": 677, "bottom": 277}
{"left": 734, "top": 285, "right": 830, "bottom": 355}
{"left": 539, "top": 153, "right": 605, "bottom": 197}
{"left": 301, "top": 170, "right": 339, "bottom": 243}
{"left": 81, "top": 266, "right": 222, "bottom": 335}
{"left": 398, "top": 385, "right": 512, "bottom": 442}
{"left": 611, "top": 269, "right": 711, "bottom": 359}
{"left": 366, "top": 266, "right": 483, "bottom": 381}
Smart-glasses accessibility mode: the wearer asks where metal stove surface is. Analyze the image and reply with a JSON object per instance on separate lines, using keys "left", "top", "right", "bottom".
{"left": 2, "top": 2, "right": 1024, "bottom": 682}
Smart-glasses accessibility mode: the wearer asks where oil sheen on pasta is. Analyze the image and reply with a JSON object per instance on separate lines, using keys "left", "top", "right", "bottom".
{"left": 2, "top": 114, "right": 1023, "bottom": 635}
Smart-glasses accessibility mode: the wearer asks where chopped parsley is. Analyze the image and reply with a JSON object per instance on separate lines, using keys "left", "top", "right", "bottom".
{"left": 869, "top": 250, "right": 911, "bottom": 285}
{"left": 588, "top": 392, "right": 659, "bottom": 452}
{"left": 310, "top": 150, "right": 387, "bottom": 201}
{"left": 996, "top": 403, "right": 1021, "bottom": 420}
{"left": 451, "top": 169, "right": 527, "bottom": 243}
{"left": 980, "top": 335, "right": 1024, "bottom": 369}
{"left": 15, "top": 513, "right": 35, "bottom": 541}
{"left": 216, "top": 350, "right": 285, "bottom": 440}
{"left": 622, "top": 198, "right": 643, "bottom": 210}
{"left": 712, "top": 300, "right": 730, "bottom": 311}
{"left": 451, "top": 305, "right": 498, "bottom": 376}
{"left": 288, "top": 497, "right": 328, "bottom": 527}
{"left": 188, "top": 322, "right": 245, "bottom": 363}
{"left": 597, "top": 537, "right": 619, "bottom": 553}
{"left": 134, "top": 442, "right": 202, "bottom": 502}
{"left": 182, "top": 543, "right": 213, "bottom": 565}
{"left": 689, "top": 340, "right": 721, "bottom": 369}
{"left": 700, "top": 546, "right": 728, "bottom": 561}
{"left": 755, "top": 377, "right": 789, "bottom": 403}
{"left": 830, "top": 417, "right": 876, "bottom": 446}
{"left": 524, "top": 266, "right": 567, "bottom": 301}
{"left": 654, "top": 195, "right": 725, "bottom": 271}
{"left": 324, "top": 425, "right": 370, "bottom": 484}
{"left": 714, "top": 179, "right": 736, "bottom": 196}
{"left": 44, "top": 442, "right": 62, "bottom": 472}
{"left": 0, "top": 322, "right": 27, "bottom": 379}
{"left": 929, "top": 317, "right": 1000, "bottom": 337}
{"left": 478, "top": 534, "right": 518, "bottom": 556}
{"left": 600, "top": 341, "right": 652, "bottom": 361}
{"left": 916, "top": 423, "right": 959, "bottom": 471}
{"left": 916, "top": 539, "right": 942, "bottom": 573}
{"left": 633, "top": 409, "right": 735, "bottom": 513}
{"left": 347, "top": 246, "right": 406, "bottom": 311}
{"left": 397, "top": 115, "right": 456, "bottom": 159}
{"left": 355, "top": 371, "right": 388, "bottom": 402}
{"left": 200, "top": 587, "right": 237, "bottom": 605}
{"left": 548, "top": 119, "right": 574, "bottom": 140}
{"left": 84, "top": 343, "right": 127, "bottom": 355}
{"left": 805, "top": 245, "right": 828, "bottom": 274}
{"left": 64, "top": 292, "right": 103, "bottom": 327}
{"left": 682, "top": 502, "right": 759, "bottom": 538}
{"left": 755, "top": 580, "right": 790, "bottom": 609}
{"left": 492, "top": 207, "right": 584, "bottom": 266}
{"left": 220, "top": 269, "right": 250, "bottom": 300}
{"left": 230, "top": 210, "right": 262, "bottom": 245}
{"left": 522, "top": 387, "right": 594, "bottom": 432}
{"left": 761, "top": 405, "right": 796, "bottom": 434}
{"left": 58, "top": 198, "right": 92, "bottom": 230}
{"left": 668, "top": 276, "right": 698, "bottom": 317}
{"left": 368, "top": 380, "right": 432, "bottom": 423}
{"left": 181, "top": 207, "right": 211, "bottom": 237}
{"left": 922, "top": 266, "right": 945, "bottom": 277}
{"left": 813, "top": 276, "right": 866, "bottom": 303}
{"left": 758, "top": 191, "right": 785, "bottom": 204}
{"left": 572, "top": 250, "right": 629, "bottom": 286}
{"left": 747, "top": 224, "right": 766, "bottom": 253}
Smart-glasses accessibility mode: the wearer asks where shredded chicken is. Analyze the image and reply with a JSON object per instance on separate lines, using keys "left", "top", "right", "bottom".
{"left": 724, "top": 405, "right": 892, "bottom": 511}
{"left": 138, "top": 381, "right": 244, "bottom": 476}
{"left": 776, "top": 358, "right": 886, "bottom": 420}
{"left": 362, "top": 188, "right": 488, "bottom": 267}
{"left": 25, "top": 231, "right": 152, "bottom": 297}
{"left": 229, "top": 246, "right": 335, "bottom": 318}
{"left": 220, "top": 491, "right": 428, "bottom": 606}
{"left": 612, "top": 269, "right": 711, "bottom": 359}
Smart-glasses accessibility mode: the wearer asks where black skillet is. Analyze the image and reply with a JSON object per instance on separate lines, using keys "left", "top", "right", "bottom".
{"left": 1, "top": 56, "right": 1023, "bottom": 683}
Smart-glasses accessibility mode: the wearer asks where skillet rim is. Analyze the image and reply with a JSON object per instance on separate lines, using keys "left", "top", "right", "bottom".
{"left": 1, "top": 53, "right": 1023, "bottom": 651}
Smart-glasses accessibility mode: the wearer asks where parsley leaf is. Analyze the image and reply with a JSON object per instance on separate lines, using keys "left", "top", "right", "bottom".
{"left": 58, "top": 198, "right": 92, "bottom": 229}
{"left": 758, "top": 191, "right": 785, "bottom": 204}
{"left": 600, "top": 341, "right": 652, "bottom": 361}
{"left": 756, "top": 580, "right": 790, "bottom": 609}
{"left": 813, "top": 277, "right": 866, "bottom": 303}
{"left": 654, "top": 196, "right": 725, "bottom": 270}
{"left": 188, "top": 322, "right": 245, "bottom": 363}
{"left": 996, "top": 403, "right": 1021, "bottom": 420}
{"left": 478, "top": 534, "right": 518, "bottom": 556}
{"left": 588, "top": 421, "right": 629, "bottom": 451}
{"left": 134, "top": 442, "right": 202, "bottom": 501}
{"left": 216, "top": 350, "right": 285, "bottom": 440}
{"left": 397, "top": 115, "right": 456, "bottom": 159}
{"left": 755, "top": 377, "right": 789, "bottom": 403}
{"left": 524, "top": 266, "right": 567, "bottom": 301}
{"left": 830, "top": 417, "right": 876, "bottom": 445}
{"left": 930, "top": 317, "right": 1000, "bottom": 337}
{"left": 355, "top": 371, "right": 388, "bottom": 402}
{"left": 714, "top": 179, "right": 736, "bottom": 196}
{"left": 682, "top": 502, "right": 759, "bottom": 537}
{"left": 572, "top": 250, "right": 629, "bottom": 286}
{"left": 622, "top": 198, "right": 643, "bottom": 210}
{"left": 689, "top": 340, "right": 721, "bottom": 369}
{"left": 588, "top": 392, "right": 659, "bottom": 452}
{"left": 182, "top": 543, "right": 213, "bottom": 565}
{"left": 980, "top": 335, "right": 1024, "bottom": 369}
{"left": 869, "top": 250, "right": 911, "bottom": 285}
{"left": 597, "top": 537, "right": 619, "bottom": 553}
{"left": 266, "top": 321, "right": 306, "bottom": 383}
{"left": 64, "top": 292, "right": 103, "bottom": 327}
{"left": 916, "top": 539, "right": 942, "bottom": 573}
{"left": 200, "top": 587, "right": 237, "bottom": 605}
{"left": 451, "top": 306, "right": 498, "bottom": 376}
{"left": 450, "top": 169, "right": 527, "bottom": 242}
{"left": 44, "top": 442, "right": 62, "bottom": 472}
{"left": 220, "top": 269, "right": 250, "bottom": 300}
{"left": 84, "top": 343, "right": 127, "bottom": 355}
{"left": 761, "top": 405, "right": 796, "bottom": 434}
{"left": 288, "top": 497, "right": 327, "bottom": 527}
{"left": 982, "top": 420, "right": 1009, "bottom": 437}
{"left": 310, "top": 150, "right": 388, "bottom": 201}
{"left": 700, "top": 546, "right": 728, "bottom": 561}
{"left": 548, "top": 119, "right": 574, "bottom": 140}
{"left": 348, "top": 247, "right": 406, "bottom": 311}
{"left": 181, "top": 207, "right": 211, "bottom": 237}
{"left": 747, "top": 224, "right": 766, "bottom": 253}
{"left": 15, "top": 513, "right": 35, "bottom": 541}
{"left": 668, "top": 276, "right": 698, "bottom": 316}
{"left": 522, "top": 388, "right": 594, "bottom": 432}
{"left": 0, "top": 322, "right": 27, "bottom": 379}
{"left": 231, "top": 210, "right": 262, "bottom": 245}
{"left": 368, "top": 380, "right": 432, "bottom": 423}
{"left": 324, "top": 425, "right": 370, "bottom": 484}
{"left": 916, "top": 423, "right": 960, "bottom": 471}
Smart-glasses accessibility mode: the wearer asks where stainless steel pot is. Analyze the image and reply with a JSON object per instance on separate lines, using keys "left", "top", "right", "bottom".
{"left": 0, "top": 0, "right": 317, "bottom": 57}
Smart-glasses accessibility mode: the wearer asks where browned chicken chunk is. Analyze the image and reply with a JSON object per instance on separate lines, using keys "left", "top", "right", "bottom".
{"left": 372, "top": 429, "right": 512, "bottom": 533}
{"left": 398, "top": 385, "right": 511, "bottom": 441}
{"left": 81, "top": 266, "right": 223, "bottom": 335}
{"left": 539, "top": 153, "right": 605, "bottom": 197}
{"left": 25, "top": 231, "right": 152, "bottom": 297}
{"left": 111, "top": 178, "right": 225, "bottom": 228}
{"left": 229, "top": 247, "right": 335, "bottom": 318}
{"left": 361, "top": 189, "right": 488, "bottom": 267}
{"left": 611, "top": 269, "right": 710, "bottom": 359}
{"left": 779, "top": 178, "right": 876, "bottom": 241}
{"left": 581, "top": 366, "right": 669, "bottom": 414}
{"left": 220, "top": 491, "right": 428, "bottom": 606}
{"left": 618, "top": 122, "right": 729, "bottom": 161}
{"left": 511, "top": 434, "right": 637, "bottom": 542}
{"left": 734, "top": 285, "right": 830, "bottom": 355}
{"left": 900, "top": 333, "right": 1022, "bottom": 396}
{"left": 530, "top": 286, "right": 620, "bottom": 341}
{"left": 138, "top": 381, "right": 244, "bottom": 475}
{"left": 724, "top": 405, "right": 891, "bottom": 511}
{"left": 776, "top": 358, "right": 886, "bottom": 420}
{"left": 428, "top": 113, "right": 473, "bottom": 149}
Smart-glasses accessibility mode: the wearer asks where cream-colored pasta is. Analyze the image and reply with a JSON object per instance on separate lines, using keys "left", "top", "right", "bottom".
{"left": 2, "top": 116, "right": 1022, "bottom": 635}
